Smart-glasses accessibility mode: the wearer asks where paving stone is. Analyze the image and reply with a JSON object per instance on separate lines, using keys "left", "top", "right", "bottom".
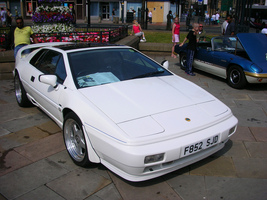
{"left": 231, "top": 107, "right": 267, "bottom": 127}
{"left": 249, "top": 94, "right": 267, "bottom": 101}
{"left": 244, "top": 141, "right": 267, "bottom": 158}
{"left": 14, "top": 132, "right": 65, "bottom": 162}
{"left": 14, "top": 185, "right": 65, "bottom": 200}
{"left": 0, "top": 126, "right": 50, "bottom": 150}
{"left": 47, "top": 150, "right": 80, "bottom": 171}
{"left": 234, "top": 99, "right": 262, "bottom": 108}
{"left": 233, "top": 157, "right": 267, "bottom": 179}
{"left": 0, "top": 105, "right": 31, "bottom": 123}
{"left": 166, "top": 174, "right": 207, "bottom": 200}
{"left": 0, "top": 159, "right": 69, "bottom": 199}
{"left": 189, "top": 156, "right": 236, "bottom": 177}
{"left": 0, "top": 127, "right": 10, "bottom": 137}
{"left": 249, "top": 127, "right": 267, "bottom": 142}
{"left": 47, "top": 150, "right": 111, "bottom": 180}
{"left": 46, "top": 168, "right": 111, "bottom": 200}
{"left": 213, "top": 140, "right": 249, "bottom": 158}
{"left": 230, "top": 126, "right": 256, "bottom": 142}
{"left": 109, "top": 172, "right": 182, "bottom": 200}
{"left": 1, "top": 112, "right": 50, "bottom": 133}
{"left": 0, "top": 149, "right": 32, "bottom": 176}
{"left": 205, "top": 176, "right": 267, "bottom": 200}
{"left": 222, "top": 93, "right": 251, "bottom": 100}
{"left": 36, "top": 121, "right": 61, "bottom": 135}
{"left": 85, "top": 183, "right": 122, "bottom": 200}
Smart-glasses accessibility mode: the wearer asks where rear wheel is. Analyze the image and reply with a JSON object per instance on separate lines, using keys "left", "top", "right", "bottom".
{"left": 227, "top": 65, "right": 247, "bottom": 89}
{"left": 179, "top": 53, "right": 187, "bottom": 70}
{"left": 63, "top": 112, "right": 90, "bottom": 167}
{"left": 14, "top": 72, "right": 32, "bottom": 107}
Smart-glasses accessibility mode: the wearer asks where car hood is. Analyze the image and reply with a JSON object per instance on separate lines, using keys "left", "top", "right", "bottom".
{"left": 79, "top": 76, "right": 229, "bottom": 138}
{"left": 237, "top": 33, "right": 267, "bottom": 69}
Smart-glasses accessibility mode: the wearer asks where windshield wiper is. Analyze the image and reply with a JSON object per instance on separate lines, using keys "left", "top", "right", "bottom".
{"left": 131, "top": 70, "right": 165, "bottom": 79}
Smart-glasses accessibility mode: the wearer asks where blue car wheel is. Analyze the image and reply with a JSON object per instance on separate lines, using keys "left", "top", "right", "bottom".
{"left": 227, "top": 65, "right": 247, "bottom": 89}
{"left": 179, "top": 53, "right": 187, "bottom": 70}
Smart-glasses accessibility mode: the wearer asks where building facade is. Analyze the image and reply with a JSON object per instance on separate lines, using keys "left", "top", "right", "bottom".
{"left": 0, "top": 0, "right": 266, "bottom": 23}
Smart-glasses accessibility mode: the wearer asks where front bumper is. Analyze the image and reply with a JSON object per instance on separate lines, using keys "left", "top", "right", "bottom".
{"left": 245, "top": 72, "right": 267, "bottom": 84}
{"left": 87, "top": 115, "right": 238, "bottom": 182}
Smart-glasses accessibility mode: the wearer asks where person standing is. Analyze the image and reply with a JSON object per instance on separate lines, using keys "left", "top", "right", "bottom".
{"left": 197, "top": 24, "right": 206, "bottom": 42}
{"left": 1, "top": 7, "right": 7, "bottom": 27}
{"left": 14, "top": 17, "right": 38, "bottom": 57}
{"left": 6, "top": 9, "right": 12, "bottom": 26}
{"left": 148, "top": 11, "right": 152, "bottom": 23}
{"left": 166, "top": 10, "right": 173, "bottom": 30}
{"left": 112, "top": 8, "right": 115, "bottom": 22}
{"left": 130, "top": 20, "right": 146, "bottom": 42}
{"left": 179, "top": 23, "right": 199, "bottom": 76}
{"left": 215, "top": 12, "right": 220, "bottom": 25}
{"left": 225, "top": 15, "right": 235, "bottom": 36}
{"left": 171, "top": 17, "right": 180, "bottom": 58}
{"left": 205, "top": 12, "right": 210, "bottom": 25}
{"left": 221, "top": 18, "right": 228, "bottom": 35}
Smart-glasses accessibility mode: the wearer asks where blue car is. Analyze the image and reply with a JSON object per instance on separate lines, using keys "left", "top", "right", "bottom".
{"left": 175, "top": 33, "right": 267, "bottom": 89}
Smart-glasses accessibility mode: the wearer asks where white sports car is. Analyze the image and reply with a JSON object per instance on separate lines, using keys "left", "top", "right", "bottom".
{"left": 14, "top": 43, "right": 238, "bottom": 182}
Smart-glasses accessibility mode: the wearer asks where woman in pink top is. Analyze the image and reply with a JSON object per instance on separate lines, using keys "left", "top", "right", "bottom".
{"left": 130, "top": 20, "right": 146, "bottom": 42}
{"left": 171, "top": 17, "right": 180, "bottom": 58}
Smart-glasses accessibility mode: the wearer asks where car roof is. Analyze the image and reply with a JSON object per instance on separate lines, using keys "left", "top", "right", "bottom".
{"left": 52, "top": 43, "right": 122, "bottom": 51}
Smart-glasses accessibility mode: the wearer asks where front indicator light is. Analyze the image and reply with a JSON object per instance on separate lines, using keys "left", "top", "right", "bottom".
{"left": 144, "top": 153, "right": 164, "bottom": 164}
{"left": 229, "top": 126, "right": 237, "bottom": 136}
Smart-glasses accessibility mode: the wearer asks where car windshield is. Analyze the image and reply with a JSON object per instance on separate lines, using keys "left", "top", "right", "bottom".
{"left": 212, "top": 37, "right": 243, "bottom": 51}
{"left": 68, "top": 48, "right": 172, "bottom": 89}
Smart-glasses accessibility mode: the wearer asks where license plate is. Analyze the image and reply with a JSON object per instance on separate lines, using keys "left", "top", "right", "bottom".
{"left": 181, "top": 135, "right": 219, "bottom": 158}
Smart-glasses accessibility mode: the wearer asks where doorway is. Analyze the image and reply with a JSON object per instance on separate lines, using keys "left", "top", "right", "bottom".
{"left": 101, "top": 3, "right": 110, "bottom": 20}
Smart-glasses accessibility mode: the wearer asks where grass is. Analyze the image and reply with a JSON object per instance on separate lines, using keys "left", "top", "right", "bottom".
{"left": 140, "top": 31, "right": 219, "bottom": 43}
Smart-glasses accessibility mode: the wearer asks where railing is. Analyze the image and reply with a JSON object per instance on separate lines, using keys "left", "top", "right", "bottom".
{"left": 0, "top": 24, "right": 128, "bottom": 49}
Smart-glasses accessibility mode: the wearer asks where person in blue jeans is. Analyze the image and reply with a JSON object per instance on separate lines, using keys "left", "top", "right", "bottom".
{"left": 179, "top": 23, "right": 199, "bottom": 76}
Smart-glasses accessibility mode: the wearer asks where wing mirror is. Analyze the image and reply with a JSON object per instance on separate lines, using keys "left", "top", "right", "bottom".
{"left": 39, "top": 75, "right": 58, "bottom": 88}
{"left": 161, "top": 60, "right": 169, "bottom": 69}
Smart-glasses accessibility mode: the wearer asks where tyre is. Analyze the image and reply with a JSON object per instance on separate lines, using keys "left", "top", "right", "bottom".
{"left": 14, "top": 72, "right": 32, "bottom": 107}
{"left": 63, "top": 112, "right": 90, "bottom": 167}
{"left": 179, "top": 53, "right": 187, "bottom": 70}
{"left": 227, "top": 65, "right": 247, "bottom": 89}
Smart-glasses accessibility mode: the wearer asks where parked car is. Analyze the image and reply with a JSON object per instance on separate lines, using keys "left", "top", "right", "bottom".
{"left": 175, "top": 33, "right": 267, "bottom": 89}
{"left": 14, "top": 43, "right": 238, "bottom": 182}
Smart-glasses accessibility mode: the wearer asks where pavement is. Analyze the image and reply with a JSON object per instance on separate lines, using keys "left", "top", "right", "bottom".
{"left": 0, "top": 20, "right": 267, "bottom": 200}
{"left": 0, "top": 50, "right": 267, "bottom": 200}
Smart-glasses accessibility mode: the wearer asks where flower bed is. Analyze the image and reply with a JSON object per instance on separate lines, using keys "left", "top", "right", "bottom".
{"left": 34, "top": 32, "right": 110, "bottom": 43}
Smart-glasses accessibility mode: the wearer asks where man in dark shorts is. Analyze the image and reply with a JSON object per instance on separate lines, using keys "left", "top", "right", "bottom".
{"left": 179, "top": 23, "right": 199, "bottom": 76}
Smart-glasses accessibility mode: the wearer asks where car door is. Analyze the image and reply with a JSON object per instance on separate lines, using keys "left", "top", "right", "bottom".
{"left": 28, "top": 49, "right": 67, "bottom": 123}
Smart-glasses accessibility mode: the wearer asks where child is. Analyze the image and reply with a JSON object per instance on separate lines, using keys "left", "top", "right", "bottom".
{"left": 130, "top": 20, "right": 146, "bottom": 42}
{"left": 171, "top": 17, "right": 180, "bottom": 58}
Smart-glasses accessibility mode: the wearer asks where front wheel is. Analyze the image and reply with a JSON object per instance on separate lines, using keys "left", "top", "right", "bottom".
{"left": 14, "top": 72, "right": 32, "bottom": 107}
{"left": 179, "top": 53, "right": 187, "bottom": 70}
{"left": 227, "top": 65, "right": 247, "bottom": 89}
{"left": 63, "top": 112, "right": 90, "bottom": 167}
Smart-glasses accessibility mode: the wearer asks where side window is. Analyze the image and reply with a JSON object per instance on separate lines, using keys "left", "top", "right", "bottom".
{"left": 29, "top": 49, "right": 48, "bottom": 67}
{"left": 55, "top": 56, "right": 67, "bottom": 83}
{"left": 38, "top": 50, "right": 61, "bottom": 74}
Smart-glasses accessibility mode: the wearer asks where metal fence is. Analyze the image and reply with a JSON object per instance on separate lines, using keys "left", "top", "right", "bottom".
{"left": 0, "top": 24, "right": 128, "bottom": 49}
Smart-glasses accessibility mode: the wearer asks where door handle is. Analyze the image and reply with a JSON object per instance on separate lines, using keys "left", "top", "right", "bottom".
{"left": 31, "top": 76, "right": 35, "bottom": 82}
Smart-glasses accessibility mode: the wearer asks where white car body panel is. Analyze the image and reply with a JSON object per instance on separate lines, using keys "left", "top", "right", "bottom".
{"left": 14, "top": 43, "right": 238, "bottom": 182}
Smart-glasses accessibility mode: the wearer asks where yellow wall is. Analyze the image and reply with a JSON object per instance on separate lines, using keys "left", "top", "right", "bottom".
{"left": 147, "top": 2, "right": 165, "bottom": 23}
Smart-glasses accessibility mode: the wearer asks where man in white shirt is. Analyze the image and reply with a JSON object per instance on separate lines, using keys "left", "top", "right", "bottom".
{"left": 148, "top": 11, "right": 152, "bottom": 23}
{"left": 1, "top": 7, "right": 7, "bottom": 27}
{"left": 221, "top": 19, "right": 228, "bottom": 35}
{"left": 215, "top": 12, "right": 220, "bottom": 25}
